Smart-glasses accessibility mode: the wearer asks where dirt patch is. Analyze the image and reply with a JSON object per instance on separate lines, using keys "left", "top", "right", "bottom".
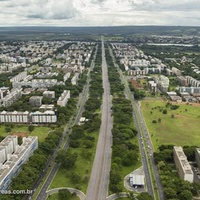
{"left": 130, "top": 80, "right": 143, "bottom": 89}
{"left": 12, "top": 132, "right": 28, "bottom": 138}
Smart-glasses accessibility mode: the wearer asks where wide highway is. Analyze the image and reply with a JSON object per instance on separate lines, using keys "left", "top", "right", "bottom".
{"left": 33, "top": 46, "right": 97, "bottom": 200}
{"left": 109, "top": 46, "right": 164, "bottom": 200}
{"left": 85, "top": 37, "right": 113, "bottom": 200}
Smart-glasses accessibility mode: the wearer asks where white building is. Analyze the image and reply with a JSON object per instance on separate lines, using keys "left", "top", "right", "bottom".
{"left": 63, "top": 72, "right": 71, "bottom": 82}
{"left": 10, "top": 71, "right": 28, "bottom": 83}
{"left": 0, "top": 110, "right": 57, "bottom": 124}
{"left": 179, "top": 87, "right": 200, "bottom": 94}
{"left": 157, "top": 75, "right": 169, "bottom": 93}
{"left": 0, "top": 111, "right": 29, "bottom": 124}
{"left": 0, "top": 136, "right": 38, "bottom": 190}
{"left": 30, "top": 111, "right": 57, "bottom": 124}
{"left": 43, "top": 91, "right": 55, "bottom": 99}
{"left": 71, "top": 73, "right": 79, "bottom": 85}
{"left": 0, "top": 89, "right": 22, "bottom": 107}
{"left": 57, "top": 90, "right": 70, "bottom": 107}
{"left": 195, "top": 148, "right": 200, "bottom": 171}
{"left": 173, "top": 146, "right": 194, "bottom": 183}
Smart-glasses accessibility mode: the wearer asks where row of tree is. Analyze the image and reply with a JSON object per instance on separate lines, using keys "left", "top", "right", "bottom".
{"left": 106, "top": 46, "right": 140, "bottom": 194}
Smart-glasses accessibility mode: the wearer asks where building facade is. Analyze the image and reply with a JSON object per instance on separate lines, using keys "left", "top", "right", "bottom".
{"left": 173, "top": 146, "right": 194, "bottom": 183}
{"left": 0, "top": 136, "right": 38, "bottom": 190}
{"left": 57, "top": 90, "right": 70, "bottom": 107}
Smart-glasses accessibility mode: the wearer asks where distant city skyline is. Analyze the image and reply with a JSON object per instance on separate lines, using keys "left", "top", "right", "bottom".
{"left": 0, "top": 0, "right": 199, "bottom": 26}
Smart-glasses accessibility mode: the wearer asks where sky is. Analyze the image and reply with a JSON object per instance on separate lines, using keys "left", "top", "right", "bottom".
{"left": 0, "top": 0, "right": 199, "bottom": 26}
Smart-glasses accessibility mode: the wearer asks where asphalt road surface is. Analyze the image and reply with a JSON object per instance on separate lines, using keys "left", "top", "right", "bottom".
{"left": 85, "top": 37, "right": 113, "bottom": 200}
{"left": 34, "top": 47, "right": 97, "bottom": 200}
{"left": 109, "top": 47, "right": 164, "bottom": 200}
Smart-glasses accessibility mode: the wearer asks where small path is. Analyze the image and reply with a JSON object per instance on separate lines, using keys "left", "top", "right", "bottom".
{"left": 46, "top": 187, "right": 86, "bottom": 200}
{"left": 107, "top": 192, "right": 128, "bottom": 200}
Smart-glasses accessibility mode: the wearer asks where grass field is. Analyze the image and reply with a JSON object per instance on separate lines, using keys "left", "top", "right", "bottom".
{"left": 50, "top": 130, "right": 99, "bottom": 193}
{"left": 141, "top": 100, "right": 200, "bottom": 151}
{"left": 47, "top": 193, "right": 79, "bottom": 200}
{"left": 0, "top": 125, "right": 51, "bottom": 142}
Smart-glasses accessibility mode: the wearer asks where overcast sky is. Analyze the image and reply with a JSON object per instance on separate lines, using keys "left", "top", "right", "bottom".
{"left": 0, "top": 0, "right": 199, "bottom": 26}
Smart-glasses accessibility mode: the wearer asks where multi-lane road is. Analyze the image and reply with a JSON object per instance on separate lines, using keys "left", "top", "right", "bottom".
{"left": 109, "top": 46, "right": 164, "bottom": 200}
{"left": 85, "top": 37, "right": 113, "bottom": 200}
{"left": 32, "top": 46, "right": 97, "bottom": 200}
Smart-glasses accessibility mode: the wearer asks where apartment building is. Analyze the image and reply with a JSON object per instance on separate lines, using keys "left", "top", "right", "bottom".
{"left": 43, "top": 91, "right": 55, "bottom": 99}
{"left": 0, "top": 136, "right": 38, "bottom": 190}
{"left": 57, "top": 90, "right": 70, "bottom": 107}
{"left": 179, "top": 87, "right": 200, "bottom": 94}
{"left": 177, "top": 76, "right": 188, "bottom": 86}
{"left": 63, "top": 72, "right": 71, "bottom": 82}
{"left": 186, "top": 76, "right": 200, "bottom": 87}
{"left": 10, "top": 71, "right": 28, "bottom": 83}
{"left": 71, "top": 73, "right": 79, "bottom": 85}
{"left": 172, "top": 67, "right": 181, "bottom": 76}
{"left": 195, "top": 148, "right": 200, "bottom": 171}
{"left": 30, "top": 111, "right": 57, "bottom": 124}
{"left": 0, "top": 89, "right": 22, "bottom": 107}
{"left": 157, "top": 75, "right": 169, "bottom": 93}
{"left": 173, "top": 146, "right": 194, "bottom": 183}
{"left": 29, "top": 96, "right": 43, "bottom": 107}
{"left": 0, "top": 110, "right": 57, "bottom": 124}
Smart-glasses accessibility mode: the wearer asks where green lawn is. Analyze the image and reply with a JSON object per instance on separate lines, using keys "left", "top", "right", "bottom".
{"left": 141, "top": 100, "right": 200, "bottom": 151}
{"left": 47, "top": 193, "right": 79, "bottom": 200}
{"left": 50, "top": 130, "right": 99, "bottom": 193}
{"left": 0, "top": 125, "right": 51, "bottom": 142}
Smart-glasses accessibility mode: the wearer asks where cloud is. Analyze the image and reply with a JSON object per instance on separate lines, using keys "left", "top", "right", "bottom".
{"left": 0, "top": 0, "right": 199, "bottom": 26}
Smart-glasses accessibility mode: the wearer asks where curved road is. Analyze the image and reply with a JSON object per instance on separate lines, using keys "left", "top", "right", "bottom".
{"left": 86, "top": 37, "right": 113, "bottom": 200}
{"left": 46, "top": 187, "right": 86, "bottom": 200}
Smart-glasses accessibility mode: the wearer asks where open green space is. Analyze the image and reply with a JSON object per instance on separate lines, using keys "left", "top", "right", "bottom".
{"left": 141, "top": 100, "right": 200, "bottom": 151}
{"left": 47, "top": 193, "right": 79, "bottom": 200}
{"left": 50, "top": 130, "right": 99, "bottom": 193}
{"left": 0, "top": 125, "right": 51, "bottom": 142}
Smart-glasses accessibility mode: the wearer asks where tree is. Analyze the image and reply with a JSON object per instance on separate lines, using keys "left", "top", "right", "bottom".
{"left": 70, "top": 172, "right": 81, "bottom": 184}
{"left": 163, "top": 109, "right": 167, "bottom": 114}
{"left": 179, "top": 190, "right": 192, "bottom": 200}
{"left": 58, "top": 189, "right": 71, "bottom": 200}
{"left": 56, "top": 150, "right": 77, "bottom": 169}
{"left": 164, "top": 187, "right": 177, "bottom": 199}
{"left": 137, "top": 192, "right": 154, "bottom": 200}
{"left": 28, "top": 125, "right": 34, "bottom": 132}
{"left": 5, "top": 126, "right": 11, "bottom": 133}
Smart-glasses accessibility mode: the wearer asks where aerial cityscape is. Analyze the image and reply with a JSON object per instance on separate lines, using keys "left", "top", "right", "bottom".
{"left": 0, "top": 1, "right": 200, "bottom": 200}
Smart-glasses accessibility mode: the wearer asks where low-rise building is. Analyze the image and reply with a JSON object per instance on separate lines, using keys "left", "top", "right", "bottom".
{"left": 173, "top": 146, "right": 194, "bottom": 183}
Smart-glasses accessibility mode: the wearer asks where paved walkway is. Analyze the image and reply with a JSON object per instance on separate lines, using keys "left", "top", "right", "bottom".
{"left": 46, "top": 187, "right": 86, "bottom": 200}
{"left": 107, "top": 192, "right": 128, "bottom": 200}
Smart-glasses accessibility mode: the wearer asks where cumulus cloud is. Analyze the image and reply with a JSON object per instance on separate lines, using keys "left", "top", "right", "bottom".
{"left": 0, "top": 0, "right": 199, "bottom": 26}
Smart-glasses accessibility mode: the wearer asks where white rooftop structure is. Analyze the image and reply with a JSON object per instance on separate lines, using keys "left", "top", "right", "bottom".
{"left": 173, "top": 146, "right": 194, "bottom": 183}
{"left": 129, "top": 174, "right": 145, "bottom": 186}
